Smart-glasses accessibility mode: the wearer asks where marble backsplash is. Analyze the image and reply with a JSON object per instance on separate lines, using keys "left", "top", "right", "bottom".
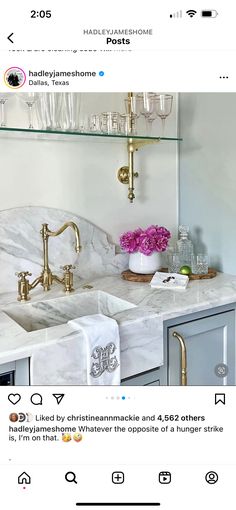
{"left": 0, "top": 206, "right": 128, "bottom": 293}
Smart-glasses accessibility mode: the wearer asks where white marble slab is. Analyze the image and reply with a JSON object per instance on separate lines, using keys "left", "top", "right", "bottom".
{"left": 0, "top": 206, "right": 128, "bottom": 293}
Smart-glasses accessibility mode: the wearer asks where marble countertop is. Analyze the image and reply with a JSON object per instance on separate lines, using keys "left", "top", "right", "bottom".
{"left": 2, "top": 270, "right": 236, "bottom": 310}
{"left": 86, "top": 272, "right": 236, "bottom": 318}
{"left": 1, "top": 271, "right": 236, "bottom": 383}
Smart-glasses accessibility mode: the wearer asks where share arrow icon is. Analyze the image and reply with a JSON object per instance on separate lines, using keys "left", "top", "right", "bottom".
{"left": 52, "top": 394, "right": 65, "bottom": 405}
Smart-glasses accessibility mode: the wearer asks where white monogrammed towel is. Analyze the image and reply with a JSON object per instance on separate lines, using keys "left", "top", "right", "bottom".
{"left": 68, "top": 314, "right": 120, "bottom": 385}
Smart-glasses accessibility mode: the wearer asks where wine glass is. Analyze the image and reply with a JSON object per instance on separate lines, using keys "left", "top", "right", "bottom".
{"left": 18, "top": 93, "right": 39, "bottom": 129}
{"left": 0, "top": 93, "right": 12, "bottom": 127}
{"left": 155, "top": 94, "right": 173, "bottom": 135}
{"left": 137, "top": 92, "right": 156, "bottom": 117}
{"left": 137, "top": 92, "right": 157, "bottom": 134}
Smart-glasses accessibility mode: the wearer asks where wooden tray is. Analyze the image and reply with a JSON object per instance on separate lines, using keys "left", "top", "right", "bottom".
{"left": 122, "top": 270, "right": 153, "bottom": 282}
{"left": 122, "top": 268, "right": 217, "bottom": 283}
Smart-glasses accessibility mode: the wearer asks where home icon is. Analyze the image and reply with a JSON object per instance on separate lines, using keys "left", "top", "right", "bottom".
{"left": 18, "top": 472, "right": 31, "bottom": 484}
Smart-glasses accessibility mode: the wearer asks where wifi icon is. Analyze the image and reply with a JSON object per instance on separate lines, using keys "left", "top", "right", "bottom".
{"left": 186, "top": 9, "right": 197, "bottom": 17}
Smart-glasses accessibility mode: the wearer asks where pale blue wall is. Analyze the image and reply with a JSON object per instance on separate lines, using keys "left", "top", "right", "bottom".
{"left": 179, "top": 93, "right": 236, "bottom": 274}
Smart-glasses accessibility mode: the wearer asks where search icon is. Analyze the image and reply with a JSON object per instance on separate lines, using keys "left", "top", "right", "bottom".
{"left": 65, "top": 471, "right": 77, "bottom": 484}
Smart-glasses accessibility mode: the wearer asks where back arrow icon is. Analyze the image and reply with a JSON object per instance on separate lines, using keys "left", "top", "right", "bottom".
{"left": 7, "top": 33, "right": 14, "bottom": 43}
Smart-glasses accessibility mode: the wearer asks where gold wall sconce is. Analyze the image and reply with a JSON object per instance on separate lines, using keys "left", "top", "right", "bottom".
{"left": 117, "top": 136, "right": 161, "bottom": 203}
{"left": 117, "top": 92, "right": 161, "bottom": 203}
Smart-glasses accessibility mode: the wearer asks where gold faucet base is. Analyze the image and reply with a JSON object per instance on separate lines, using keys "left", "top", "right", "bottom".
{"left": 16, "top": 222, "right": 81, "bottom": 301}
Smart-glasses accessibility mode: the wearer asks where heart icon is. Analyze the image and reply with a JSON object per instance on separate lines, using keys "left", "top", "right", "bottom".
{"left": 8, "top": 393, "right": 21, "bottom": 405}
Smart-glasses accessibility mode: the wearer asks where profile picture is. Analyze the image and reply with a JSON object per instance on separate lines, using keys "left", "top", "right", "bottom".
{"left": 4, "top": 67, "right": 26, "bottom": 89}
{"left": 9, "top": 412, "right": 19, "bottom": 422}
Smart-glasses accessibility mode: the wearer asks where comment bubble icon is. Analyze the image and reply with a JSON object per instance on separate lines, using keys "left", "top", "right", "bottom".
{"left": 30, "top": 393, "right": 43, "bottom": 405}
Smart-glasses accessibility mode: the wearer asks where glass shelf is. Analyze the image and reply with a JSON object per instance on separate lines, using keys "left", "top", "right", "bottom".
{"left": 0, "top": 126, "right": 182, "bottom": 142}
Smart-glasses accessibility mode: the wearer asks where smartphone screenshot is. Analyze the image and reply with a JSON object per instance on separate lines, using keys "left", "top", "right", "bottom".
{"left": 0, "top": 1, "right": 235, "bottom": 508}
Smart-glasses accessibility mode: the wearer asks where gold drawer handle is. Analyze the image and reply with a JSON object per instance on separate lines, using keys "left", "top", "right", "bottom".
{"left": 172, "top": 331, "right": 187, "bottom": 386}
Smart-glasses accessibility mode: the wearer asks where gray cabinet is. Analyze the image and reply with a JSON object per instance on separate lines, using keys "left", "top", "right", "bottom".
{"left": 122, "top": 306, "right": 236, "bottom": 386}
{"left": 165, "top": 309, "right": 235, "bottom": 385}
{"left": 0, "top": 358, "right": 30, "bottom": 385}
{"left": 121, "top": 368, "right": 160, "bottom": 386}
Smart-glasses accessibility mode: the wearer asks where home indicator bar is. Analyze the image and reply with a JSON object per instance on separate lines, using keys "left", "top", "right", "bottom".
{"left": 76, "top": 504, "right": 161, "bottom": 507}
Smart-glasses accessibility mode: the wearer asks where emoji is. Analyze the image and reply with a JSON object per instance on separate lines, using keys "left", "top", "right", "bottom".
{"left": 62, "top": 433, "right": 71, "bottom": 442}
{"left": 73, "top": 433, "right": 83, "bottom": 442}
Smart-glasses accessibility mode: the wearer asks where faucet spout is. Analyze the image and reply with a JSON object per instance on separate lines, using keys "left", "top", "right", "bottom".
{"left": 39, "top": 221, "right": 81, "bottom": 291}
{"left": 41, "top": 221, "right": 81, "bottom": 253}
{"left": 45, "top": 221, "right": 81, "bottom": 253}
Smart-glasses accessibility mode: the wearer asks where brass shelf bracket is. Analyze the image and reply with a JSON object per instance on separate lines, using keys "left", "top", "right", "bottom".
{"left": 117, "top": 137, "right": 161, "bottom": 203}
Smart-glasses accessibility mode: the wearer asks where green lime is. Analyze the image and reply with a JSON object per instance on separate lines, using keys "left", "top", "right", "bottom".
{"left": 179, "top": 265, "right": 192, "bottom": 275}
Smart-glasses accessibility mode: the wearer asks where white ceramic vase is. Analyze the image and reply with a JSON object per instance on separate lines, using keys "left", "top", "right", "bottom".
{"left": 129, "top": 252, "right": 162, "bottom": 274}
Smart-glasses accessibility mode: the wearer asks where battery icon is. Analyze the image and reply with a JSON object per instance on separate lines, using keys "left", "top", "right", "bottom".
{"left": 201, "top": 10, "right": 218, "bottom": 17}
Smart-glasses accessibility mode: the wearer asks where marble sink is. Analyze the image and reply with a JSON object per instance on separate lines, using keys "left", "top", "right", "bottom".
{"left": 0, "top": 286, "right": 164, "bottom": 384}
{"left": 3, "top": 290, "right": 136, "bottom": 332}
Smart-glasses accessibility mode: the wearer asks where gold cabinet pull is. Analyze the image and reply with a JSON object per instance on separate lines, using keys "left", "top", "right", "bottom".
{"left": 172, "top": 331, "right": 188, "bottom": 386}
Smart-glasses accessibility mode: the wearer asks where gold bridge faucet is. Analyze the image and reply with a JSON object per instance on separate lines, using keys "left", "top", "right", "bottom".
{"left": 16, "top": 221, "right": 81, "bottom": 301}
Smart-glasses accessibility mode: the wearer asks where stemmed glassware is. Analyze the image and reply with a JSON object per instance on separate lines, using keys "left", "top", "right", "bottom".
{"left": 0, "top": 93, "right": 12, "bottom": 127}
{"left": 136, "top": 93, "right": 157, "bottom": 134}
{"left": 155, "top": 94, "right": 173, "bottom": 135}
{"left": 132, "top": 92, "right": 173, "bottom": 135}
{"left": 16, "top": 92, "right": 173, "bottom": 135}
{"left": 18, "top": 93, "right": 39, "bottom": 129}
{"left": 137, "top": 92, "right": 155, "bottom": 118}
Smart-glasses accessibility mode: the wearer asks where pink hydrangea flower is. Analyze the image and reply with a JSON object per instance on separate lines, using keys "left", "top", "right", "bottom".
{"left": 120, "top": 225, "right": 171, "bottom": 255}
{"left": 120, "top": 229, "right": 142, "bottom": 253}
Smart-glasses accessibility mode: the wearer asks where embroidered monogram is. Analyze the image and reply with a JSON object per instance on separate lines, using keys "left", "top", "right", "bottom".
{"left": 90, "top": 342, "right": 119, "bottom": 378}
